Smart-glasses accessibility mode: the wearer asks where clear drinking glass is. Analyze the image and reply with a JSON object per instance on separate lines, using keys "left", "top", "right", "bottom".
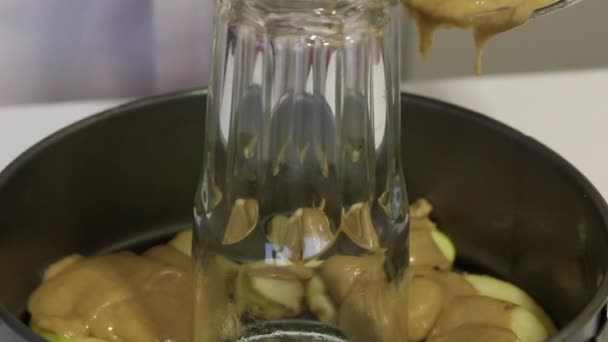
{"left": 193, "top": 0, "right": 409, "bottom": 341}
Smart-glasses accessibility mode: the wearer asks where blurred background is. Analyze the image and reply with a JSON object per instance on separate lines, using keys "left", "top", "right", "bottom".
{"left": 0, "top": 0, "right": 605, "bottom": 105}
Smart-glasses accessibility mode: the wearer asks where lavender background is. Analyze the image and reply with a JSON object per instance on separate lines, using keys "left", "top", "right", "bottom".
{"left": 0, "top": 0, "right": 606, "bottom": 105}
{"left": 0, "top": 1, "right": 214, "bottom": 105}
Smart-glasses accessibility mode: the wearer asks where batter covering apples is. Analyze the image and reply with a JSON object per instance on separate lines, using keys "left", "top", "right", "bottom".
{"left": 28, "top": 199, "right": 555, "bottom": 342}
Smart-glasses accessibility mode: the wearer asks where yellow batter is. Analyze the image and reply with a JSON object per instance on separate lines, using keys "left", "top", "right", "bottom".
{"left": 404, "top": 0, "right": 557, "bottom": 73}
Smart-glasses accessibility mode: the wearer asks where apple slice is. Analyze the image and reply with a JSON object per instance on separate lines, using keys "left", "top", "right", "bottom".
{"left": 409, "top": 228, "right": 456, "bottom": 270}
{"left": 168, "top": 229, "right": 192, "bottom": 256}
{"left": 427, "top": 325, "right": 519, "bottom": 342}
{"left": 31, "top": 325, "right": 107, "bottom": 342}
{"left": 306, "top": 276, "right": 337, "bottom": 324}
{"left": 235, "top": 268, "right": 305, "bottom": 320}
{"left": 249, "top": 276, "right": 304, "bottom": 315}
{"left": 430, "top": 229, "right": 456, "bottom": 263}
{"left": 409, "top": 198, "right": 433, "bottom": 219}
{"left": 42, "top": 255, "right": 83, "bottom": 281}
{"left": 464, "top": 274, "right": 556, "bottom": 334}
{"left": 510, "top": 304, "right": 550, "bottom": 342}
{"left": 430, "top": 295, "right": 548, "bottom": 342}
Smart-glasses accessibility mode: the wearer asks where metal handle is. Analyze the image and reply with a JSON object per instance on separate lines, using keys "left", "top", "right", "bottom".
{"left": 533, "top": 0, "right": 584, "bottom": 17}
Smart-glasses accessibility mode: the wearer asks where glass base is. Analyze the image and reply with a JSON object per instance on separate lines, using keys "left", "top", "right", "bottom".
{"left": 239, "top": 319, "right": 347, "bottom": 342}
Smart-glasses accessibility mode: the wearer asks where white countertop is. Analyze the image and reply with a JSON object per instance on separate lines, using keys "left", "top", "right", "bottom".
{"left": 1, "top": 69, "right": 607, "bottom": 199}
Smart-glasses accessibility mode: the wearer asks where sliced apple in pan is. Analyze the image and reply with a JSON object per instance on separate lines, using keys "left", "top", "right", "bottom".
{"left": 409, "top": 198, "right": 433, "bottom": 219}
{"left": 509, "top": 304, "right": 550, "bottom": 342}
{"left": 464, "top": 274, "right": 556, "bottom": 334}
{"left": 430, "top": 230, "right": 456, "bottom": 264}
{"left": 305, "top": 276, "right": 337, "bottom": 324}
{"left": 249, "top": 276, "right": 304, "bottom": 315}
{"left": 430, "top": 295, "right": 549, "bottom": 342}
{"left": 409, "top": 228, "right": 456, "bottom": 270}
{"left": 235, "top": 268, "right": 305, "bottom": 320}
{"left": 31, "top": 325, "right": 107, "bottom": 342}
{"left": 168, "top": 229, "right": 193, "bottom": 256}
{"left": 426, "top": 325, "right": 520, "bottom": 342}
{"left": 42, "top": 255, "right": 83, "bottom": 281}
